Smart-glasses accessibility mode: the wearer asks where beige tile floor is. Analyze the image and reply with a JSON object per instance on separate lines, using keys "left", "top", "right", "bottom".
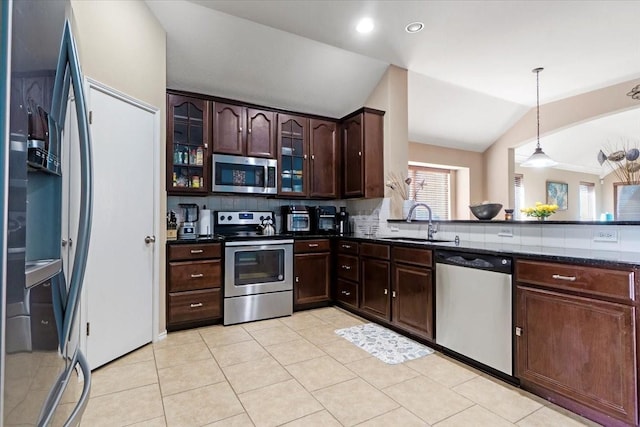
{"left": 80, "top": 307, "right": 601, "bottom": 427}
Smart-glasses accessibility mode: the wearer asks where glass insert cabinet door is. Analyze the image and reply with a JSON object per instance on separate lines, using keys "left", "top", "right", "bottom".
{"left": 278, "top": 114, "right": 308, "bottom": 195}
{"left": 167, "top": 94, "right": 210, "bottom": 194}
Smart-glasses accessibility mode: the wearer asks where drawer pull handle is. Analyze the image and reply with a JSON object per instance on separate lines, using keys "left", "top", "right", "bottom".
{"left": 191, "top": 273, "right": 204, "bottom": 278}
{"left": 341, "top": 244, "right": 351, "bottom": 249}
{"left": 41, "top": 320, "right": 49, "bottom": 325}
{"left": 190, "top": 303, "right": 203, "bottom": 308}
{"left": 308, "top": 243, "right": 319, "bottom": 247}
{"left": 341, "top": 290, "right": 351, "bottom": 296}
{"left": 190, "top": 249, "right": 204, "bottom": 254}
{"left": 341, "top": 265, "right": 351, "bottom": 270}
{"left": 552, "top": 274, "right": 576, "bottom": 282}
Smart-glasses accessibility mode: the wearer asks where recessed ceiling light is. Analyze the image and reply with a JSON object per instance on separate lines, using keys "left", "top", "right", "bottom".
{"left": 356, "top": 17, "right": 374, "bottom": 34}
{"left": 405, "top": 22, "right": 424, "bottom": 33}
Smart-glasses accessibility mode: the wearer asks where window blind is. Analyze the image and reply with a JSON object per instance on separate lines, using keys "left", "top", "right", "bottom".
{"left": 579, "top": 181, "right": 595, "bottom": 220}
{"left": 407, "top": 166, "right": 450, "bottom": 220}
{"left": 514, "top": 174, "right": 524, "bottom": 219}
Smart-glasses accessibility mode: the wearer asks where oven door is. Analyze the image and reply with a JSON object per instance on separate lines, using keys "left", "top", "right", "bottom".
{"left": 224, "top": 240, "right": 293, "bottom": 297}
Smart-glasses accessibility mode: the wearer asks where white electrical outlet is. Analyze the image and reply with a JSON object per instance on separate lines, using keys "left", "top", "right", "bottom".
{"left": 593, "top": 229, "right": 618, "bottom": 242}
{"left": 498, "top": 227, "right": 513, "bottom": 237}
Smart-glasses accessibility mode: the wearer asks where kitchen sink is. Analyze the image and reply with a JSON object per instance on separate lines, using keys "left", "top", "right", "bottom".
{"left": 380, "top": 237, "right": 453, "bottom": 243}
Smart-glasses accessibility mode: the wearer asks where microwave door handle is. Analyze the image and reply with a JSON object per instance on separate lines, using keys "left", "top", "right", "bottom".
{"left": 264, "top": 165, "right": 268, "bottom": 188}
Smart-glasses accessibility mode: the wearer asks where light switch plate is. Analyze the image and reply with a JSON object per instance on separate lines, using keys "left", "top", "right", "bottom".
{"left": 593, "top": 229, "right": 618, "bottom": 242}
{"left": 389, "top": 226, "right": 399, "bottom": 232}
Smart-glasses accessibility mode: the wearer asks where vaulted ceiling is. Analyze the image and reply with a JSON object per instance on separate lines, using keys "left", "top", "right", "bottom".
{"left": 147, "top": 0, "right": 640, "bottom": 166}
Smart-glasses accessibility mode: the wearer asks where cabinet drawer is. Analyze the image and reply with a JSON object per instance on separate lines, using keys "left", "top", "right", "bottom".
{"left": 31, "top": 303, "right": 58, "bottom": 351}
{"left": 516, "top": 260, "right": 635, "bottom": 303}
{"left": 168, "top": 288, "right": 221, "bottom": 324}
{"left": 295, "top": 239, "right": 330, "bottom": 253}
{"left": 392, "top": 246, "right": 432, "bottom": 267}
{"left": 336, "top": 254, "right": 359, "bottom": 282}
{"left": 30, "top": 281, "right": 53, "bottom": 303}
{"left": 168, "top": 243, "right": 221, "bottom": 261}
{"left": 360, "top": 242, "right": 390, "bottom": 260}
{"left": 337, "top": 240, "right": 359, "bottom": 255}
{"left": 169, "top": 260, "right": 222, "bottom": 292}
{"left": 336, "top": 279, "right": 358, "bottom": 308}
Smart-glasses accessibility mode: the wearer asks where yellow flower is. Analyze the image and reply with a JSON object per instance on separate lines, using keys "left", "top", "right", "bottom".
{"left": 520, "top": 202, "right": 558, "bottom": 218}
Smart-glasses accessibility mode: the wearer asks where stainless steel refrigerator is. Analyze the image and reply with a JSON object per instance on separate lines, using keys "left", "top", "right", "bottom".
{"left": 1, "top": 0, "right": 93, "bottom": 425}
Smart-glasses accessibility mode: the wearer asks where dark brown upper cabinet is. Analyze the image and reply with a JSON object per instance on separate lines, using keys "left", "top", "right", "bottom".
{"left": 340, "top": 108, "right": 384, "bottom": 198}
{"left": 213, "top": 102, "right": 276, "bottom": 158}
{"left": 166, "top": 94, "right": 210, "bottom": 195}
{"left": 309, "top": 119, "right": 338, "bottom": 198}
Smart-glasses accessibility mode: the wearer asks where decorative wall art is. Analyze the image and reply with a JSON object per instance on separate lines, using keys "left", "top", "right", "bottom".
{"left": 546, "top": 181, "right": 568, "bottom": 211}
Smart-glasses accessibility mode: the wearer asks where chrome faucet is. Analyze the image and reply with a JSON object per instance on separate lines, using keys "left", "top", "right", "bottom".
{"left": 407, "top": 203, "right": 438, "bottom": 240}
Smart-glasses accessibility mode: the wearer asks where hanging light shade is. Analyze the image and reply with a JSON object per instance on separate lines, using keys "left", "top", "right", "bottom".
{"left": 521, "top": 67, "right": 558, "bottom": 168}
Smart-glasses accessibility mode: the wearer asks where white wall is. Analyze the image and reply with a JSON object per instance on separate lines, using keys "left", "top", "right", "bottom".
{"left": 70, "top": 0, "right": 167, "bottom": 331}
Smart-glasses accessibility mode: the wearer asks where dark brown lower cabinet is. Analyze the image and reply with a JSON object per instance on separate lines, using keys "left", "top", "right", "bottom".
{"left": 516, "top": 286, "right": 638, "bottom": 426}
{"left": 392, "top": 263, "right": 433, "bottom": 340}
{"left": 294, "top": 252, "right": 330, "bottom": 307}
{"left": 360, "top": 257, "right": 390, "bottom": 320}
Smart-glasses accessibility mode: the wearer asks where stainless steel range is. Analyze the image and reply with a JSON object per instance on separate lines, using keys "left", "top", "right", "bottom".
{"left": 215, "top": 211, "right": 293, "bottom": 325}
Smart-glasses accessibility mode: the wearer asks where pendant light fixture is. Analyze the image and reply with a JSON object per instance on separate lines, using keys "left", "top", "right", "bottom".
{"left": 521, "top": 67, "right": 557, "bottom": 168}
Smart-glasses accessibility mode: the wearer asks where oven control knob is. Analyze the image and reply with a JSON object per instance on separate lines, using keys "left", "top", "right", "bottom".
{"left": 219, "top": 215, "right": 224, "bottom": 221}
{"left": 227, "top": 215, "right": 232, "bottom": 221}
{"left": 260, "top": 216, "right": 264, "bottom": 221}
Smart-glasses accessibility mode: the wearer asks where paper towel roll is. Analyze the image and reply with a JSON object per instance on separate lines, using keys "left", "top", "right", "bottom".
{"left": 199, "top": 209, "right": 213, "bottom": 236}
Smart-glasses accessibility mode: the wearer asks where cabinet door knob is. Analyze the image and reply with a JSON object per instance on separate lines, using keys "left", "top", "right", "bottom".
{"left": 295, "top": 276, "right": 299, "bottom": 283}
{"left": 145, "top": 235, "right": 156, "bottom": 244}
{"left": 358, "top": 151, "right": 362, "bottom": 156}
{"left": 248, "top": 127, "right": 252, "bottom": 134}
{"left": 41, "top": 320, "right": 49, "bottom": 325}
{"left": 304, "top": 154, "right": 308, "bottom": 160}
{"left": 190, "top": 302, "right": 203, "bottom": 308}
{"left": 515, "top": 327, "right": 523, "bottom": 336}
{"left": 342, "top": 290, "right": 351, "bottom": 296}
{"left": 392, "top": 291, "right": 396, "bottom": 298}
{"left": 62, "top": 239, "right": 68, "bottom": 247}
{"left": 190, "top": 273, "right": 204, "bottom": 278}
{"left": 311, "top": 154, "right": 315, "bottom": 160}
{"left": 239, "top": 126, "right": 242, "bottom": 132}
{"left": 384, "top": 288, "right": 388, "bottom": 295}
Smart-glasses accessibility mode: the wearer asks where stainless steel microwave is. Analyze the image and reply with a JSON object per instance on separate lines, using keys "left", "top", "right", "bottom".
{"left": 212, "top": 154, "right": 277, "bottom": 194}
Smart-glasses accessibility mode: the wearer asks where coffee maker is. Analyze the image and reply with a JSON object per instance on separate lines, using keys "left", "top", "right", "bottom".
{"left": 178, "top": 203, "right": 199, "bottom": 240}
{"left": 311, "top": 206, "right": 337, "bottom": 234}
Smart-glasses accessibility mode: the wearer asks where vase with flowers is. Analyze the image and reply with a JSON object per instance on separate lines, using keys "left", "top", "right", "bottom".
{"left": 386, "top": 172, "right": 425, "bottom": 219}
{"left": 597, "top": 141, "right": 640, "bottom": 220}
{"left": 520, "top": 202, "right": 558, "bottom": 221}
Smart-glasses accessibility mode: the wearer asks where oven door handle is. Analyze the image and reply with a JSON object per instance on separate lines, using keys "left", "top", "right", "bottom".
{"left": 224, "top": 239, "right": 294, "bottom": 247}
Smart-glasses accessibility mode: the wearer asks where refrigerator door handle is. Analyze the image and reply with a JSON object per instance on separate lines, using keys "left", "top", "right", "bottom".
{"left": 50, "top": 20, "right": 94, "bottom": 348}
{"left": 61, "top": 351, "right": 91, "bottom": 427}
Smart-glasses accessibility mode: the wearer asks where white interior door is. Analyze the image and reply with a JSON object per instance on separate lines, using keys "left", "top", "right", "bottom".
{"left": 83, "top": 82, "right": 157, "bottom": 369}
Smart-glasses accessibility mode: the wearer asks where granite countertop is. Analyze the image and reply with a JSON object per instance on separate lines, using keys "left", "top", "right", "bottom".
{"left": 341, "top": 234, "right": 640, "bottom": 268}
{"left": 166, "top": 232, "right": 640, "bottom": 268}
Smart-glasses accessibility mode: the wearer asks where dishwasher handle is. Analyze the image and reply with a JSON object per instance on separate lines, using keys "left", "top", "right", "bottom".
{"left": 435, "top": 250, "right": 512, "bottom": 274}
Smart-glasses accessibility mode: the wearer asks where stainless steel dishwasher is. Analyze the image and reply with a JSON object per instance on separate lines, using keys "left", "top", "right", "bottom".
{"left": 435, "top": 249, "right": 513, "bottom": 376}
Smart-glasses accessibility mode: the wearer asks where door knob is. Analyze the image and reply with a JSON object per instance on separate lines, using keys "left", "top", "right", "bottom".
{"left": 61, "top": 239, "right": 67, "bottom": 247}
{"left": 144, "top": 235, "right": 156, "bottom": 244}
